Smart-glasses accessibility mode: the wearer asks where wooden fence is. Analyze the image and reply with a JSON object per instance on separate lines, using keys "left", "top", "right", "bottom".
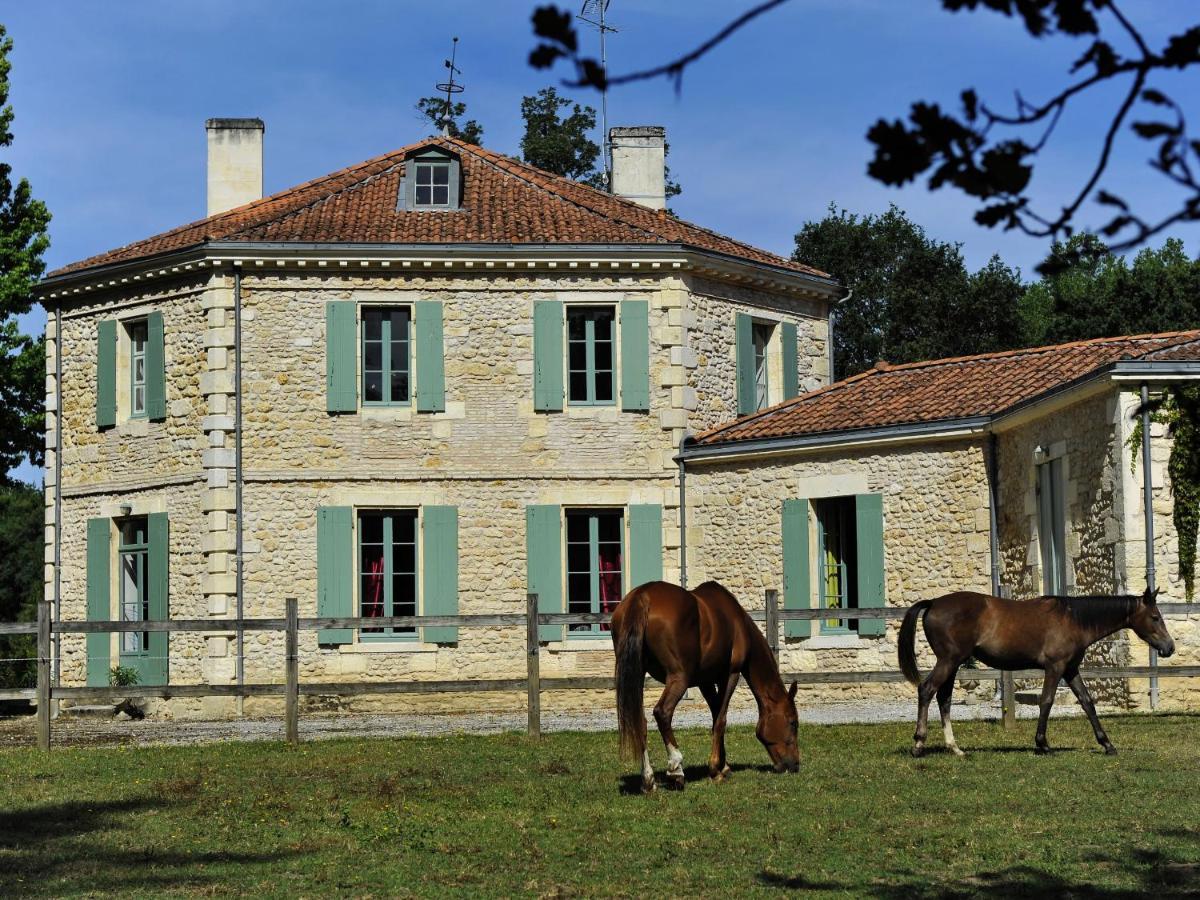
{"left": 1, "top": 593, "right": 1197, "bottom": 751}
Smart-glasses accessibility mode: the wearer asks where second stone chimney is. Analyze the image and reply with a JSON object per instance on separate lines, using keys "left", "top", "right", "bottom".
{"left": 609, "top": 126, "right": 666, "bottom": 210}
{"left": 206, "top": 118, "right": 264, "bottom": 216}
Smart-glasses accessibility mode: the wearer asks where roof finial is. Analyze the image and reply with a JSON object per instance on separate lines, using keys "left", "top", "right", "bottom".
{"left": 435, "top": 37, "right": 464, "bottom": 138}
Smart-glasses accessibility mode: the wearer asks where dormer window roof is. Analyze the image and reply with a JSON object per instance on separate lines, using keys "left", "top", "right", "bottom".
{"left": 400, "top": 146, "right": 461, "bottom": 211}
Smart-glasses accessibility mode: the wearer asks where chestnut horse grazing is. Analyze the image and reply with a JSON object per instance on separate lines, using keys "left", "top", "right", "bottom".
{"left": 611, "top": 580, "right": 799, "bottom": 793}
{"left": 899, "top": 587, "right": 1175, "bottom": 757}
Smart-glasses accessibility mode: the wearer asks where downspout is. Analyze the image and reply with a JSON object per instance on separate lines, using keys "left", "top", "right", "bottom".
{"left": 234, "top": 268, "right": 245, "bottom": 712}
{"left": 1140, "top": 383, "right": 1157, "bottom": 709}
{"left": 986, "top": 433, "right": 1002, "bottom": 596}
{"left": 677, "top": 436, "right": 689, "bottom": 590}
{"left": 53, "top": 301, "right": 63, "bottom": 693}
{"left": 827, "top": 289, "right": 852, "bottom": 384}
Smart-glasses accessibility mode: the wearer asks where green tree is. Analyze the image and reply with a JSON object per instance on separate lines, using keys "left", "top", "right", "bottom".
{"left": 520, "top": 87, "right": 601, "bottom": 182}
{"left": 0, "top": 482, "right": 41, "bottom": 687}
{"left": 793, "top": 204, "right": 1023, "bottom": 379}
{"left": 415, "top": 96, "right": 484, "bottom": 145}
{"left": 0, "top": 25, "right": 50, "bottom": 477}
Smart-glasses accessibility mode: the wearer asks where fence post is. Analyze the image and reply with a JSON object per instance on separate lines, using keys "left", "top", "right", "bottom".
{"left": 526, "top": 592, "right": 541, "bottom": 739}
{"left": 1000, "top": 671, "right": 1016, "bottom": 730}
{"left": 37, "top": 601, "right": 51, "bottom": 751}
{"left": 764, "top": 589, "right": 779, "bottom": 661}
{"left": 285, "top": 597, "right": 299, "bottom": 746}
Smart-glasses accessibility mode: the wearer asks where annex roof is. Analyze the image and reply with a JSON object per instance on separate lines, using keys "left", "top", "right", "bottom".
{"left": 48, "top": 136, "right": 830, "bottom": 283}
{"left": 694, "top": 330, "right": 1200, "bottom": 448}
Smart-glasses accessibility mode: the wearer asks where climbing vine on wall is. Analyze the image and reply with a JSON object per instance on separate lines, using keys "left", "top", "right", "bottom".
{"left": 1129, "top": 386, "right": 1200, "bottom": 599}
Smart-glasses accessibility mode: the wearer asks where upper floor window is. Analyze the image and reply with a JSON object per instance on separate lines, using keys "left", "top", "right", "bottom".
{"left": 736, "top": 312, "right": 801, "bottom": 417}
{"left": 361, "top": 307, "right": 411, "bottom": 406}
{"left": 567, "top": 306, "right": 616, "bottom": 406}
{"left": 414, "top": 162, "right": 452, "bottom": 207}
{"left": 128, "top": 320, "right": 148, "bottom": 418}
{"left": 401, "top": 147, "right": 461, "bottom": 211}
{"left": 752, "top": 322, "right": 772, "bottom": 411}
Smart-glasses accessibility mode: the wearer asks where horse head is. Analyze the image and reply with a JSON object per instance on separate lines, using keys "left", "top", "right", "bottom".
{"left": 756, "top": 681, "right": 800, "bottom": 773}
{"left": 1130, "top": 587, "right": 1174, "bottom": 658}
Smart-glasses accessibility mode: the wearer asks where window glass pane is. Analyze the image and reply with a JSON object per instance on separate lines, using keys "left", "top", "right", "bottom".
{"left": 363, "top": 310, "right": 382, "bottom": 341}
{"left": 433, "top": 185, "right": 449, "bottom": 205}
{"left": 594, "top": 337, "right": 613, "bottom": 372}
{"left": 594, "top": 311, "right": 613, "bottom": 341}
{"left": 416, "top": 185, "right": 432, "bottom": 206}
{"left": 566, "top": 540, "right": 590, "bottom": 574}
{"left": 363, "top": 341, "right": 383, "bottom": 372}
{"left": 567, "top": 312, "right": 587, "bottom": 342}
{"left": 360, "top": 513, "right": 384, "bottom": 545}
{"left": 132, "top": 387, "right": 145, "bottom": 414}
{"left": 389, "top": 341, "right": 408, "bottom": 372}
{"left": 389, "top": 308, "right": 410, "bottom": 335}
{"left": 393, "top": 573, "right": 417, "bottom": 616}
{"left": 594, "top": 372, "right": 613, "bottom": 402}
{"left": 364, "top": 371, "right": 383, "bottom": 403}
{"left": 432, "top": 166, "right": 450, "bottom": 186}
{"left": 416, "top": 164, "right": 433, "bottom": 187}
{"left": 568, "top": 372, "right": 588, "bottom": 402}
{"left": 568, "top": 340, "right": 587, "bottom": 372}
{"left": 390, "top": 372, "right": 409, "bottom": 402}
{"left": 566, "top": 513, "right": 589, "bottom": 542}
{"left": 596, "top": 513, "right": 621, "bottom": 543}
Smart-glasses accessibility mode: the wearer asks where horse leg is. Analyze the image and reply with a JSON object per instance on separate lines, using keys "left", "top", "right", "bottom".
{"left": 653, "top": 674, "right": 689, "bottom": 790}
{"left": 638, "top": 712, "right": 655, "bottom": 794}
{"left": 913, "top": 659, "right": 956, "bottom": 757}
{"left": 1034, "top": 668, "right": 1064, "bottom": 754}
{"left": 701, "top": 673, "right": 741, "bottom": 782}
{"left": 1067, "top": 671, "right": 1116, "bottom": 755}
{"left": 936, "top": 668, "right": 965, "bottom": 757}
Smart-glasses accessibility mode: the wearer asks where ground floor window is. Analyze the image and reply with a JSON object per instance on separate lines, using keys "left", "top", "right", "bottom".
{"left": 814, "top": 497, "right": 858, "bottom": 633}
{"left": 359, "top": 509, "right": 418, "bottom": 639}
{"left": 566, "top": 509, "right": 624, "bottom": 635}
{"left": 119, "top": 517, "right": 149, "bottom": 656}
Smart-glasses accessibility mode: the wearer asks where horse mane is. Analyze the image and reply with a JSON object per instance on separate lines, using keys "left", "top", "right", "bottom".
{"left": 1052, "top": 594, "right": 1140, "bottom": 629}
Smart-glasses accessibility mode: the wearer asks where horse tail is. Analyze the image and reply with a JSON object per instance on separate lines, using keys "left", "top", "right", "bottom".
{"left": 615, "top": 587, "right": 650, "bottom": 761}
{"left": 899, "top": 599, "right": 935, "bottom": 685}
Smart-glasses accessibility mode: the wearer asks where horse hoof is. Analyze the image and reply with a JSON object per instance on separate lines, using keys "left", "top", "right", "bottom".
{"left": 1104, "top": 745, "right": 1118, "bottom": 756}
{"left": 911, "top": 744, "right": 925, "bottom": 758}
{"left": 1035, "top": 745, "right": 1051, "bottom": 756}
{"left": 667, "top": 774, "right": 686, "bottom": 791}
{"left": 950, "top": 747, "right": 966, "bottom": 759}
{"left": 710, "top": 766, "right": 732, "bottom": 783}
{"left": 641, "top": 779, "right": 656, "bottom": 795}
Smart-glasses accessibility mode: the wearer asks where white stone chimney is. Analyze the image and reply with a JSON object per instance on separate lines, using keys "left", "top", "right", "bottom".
{"left": 609, "top": 126, "right": 666, "bottom": 210}
{"left": 206, "top": 118, "right": 264, "bottom": 216}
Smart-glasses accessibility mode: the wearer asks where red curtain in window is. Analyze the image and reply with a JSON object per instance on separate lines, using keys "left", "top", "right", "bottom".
{"left": 598, "top": 547, "right": 622, "bottom": 630}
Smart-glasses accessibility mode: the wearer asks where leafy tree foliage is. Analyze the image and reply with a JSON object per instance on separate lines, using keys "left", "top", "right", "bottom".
{"left": 0, "top": 481, "right": 40, "bottom": 687}
{"left": 520, "top": 87, "right": 602, "bottom": 182}
{"left": 0, "top": 25, "right": 50, "bottom": 476}
{"left": 415, "top": 96, "right": 484, "bottom": 145}
{"left": 793, "top": 204, "right": 1023, "bottom": 378}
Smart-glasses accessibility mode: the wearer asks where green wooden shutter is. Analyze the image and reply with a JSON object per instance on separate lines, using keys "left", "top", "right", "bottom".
{"left": 526, "top": 505, "right": 563, "bottom": 642}
{"left": 317, "top": 506, "right": 353, "bottom": 644}
{"left": 533, "top": 300, "right": 564, "bottom": 412}
{"left": 735, "top": 312, "right": 755, "bottom": 416}
{"left": 144, "top": 512, "right": 169, "bottom": 685}
{"left": 145, "top": 311, "right": 167, "bottom": 421}
{"left": 325, "top": 302, "right": 358, "bottom": 413}
{"left": 781, "top": 321, "right": 799, "bottom": 400}
{"left": 619, "top": 299, "right": 650, "bottom": 412}
{"left": 855, "top": 493, "right": 886, "bottom": 636}
{"left": 422, "top": 506, "right": 458, "bottom": 643}
{"left": 782, "top": 499, "right": 811, "bottom": 638}
{"left": 415, "top": 300, "right": 446, "bottom": 413}
{"left": 628, "top": 504, "right": 663, "bottom": 587}
{"left": 96, "top": 320, "right": 117, "bottom": 429}
{"left": 86, "top": 518, "right": 111, "bottom": 686}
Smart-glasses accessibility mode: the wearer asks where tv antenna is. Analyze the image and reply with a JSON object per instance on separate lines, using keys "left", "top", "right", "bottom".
{"left": 577, "top": 1, "right": 616, "bottom": 189}
{"left": 434, "top": 36, "right": 465, "bottom": 136}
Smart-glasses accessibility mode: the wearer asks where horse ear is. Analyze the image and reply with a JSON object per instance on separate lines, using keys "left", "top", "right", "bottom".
{"left": 788, "top": 681, "right": 798, "bottom": 701}
{"left": 1150, "top": 587, "right": 1161, "bottom": 604}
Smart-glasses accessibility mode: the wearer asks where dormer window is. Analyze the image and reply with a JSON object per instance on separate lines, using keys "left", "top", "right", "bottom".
{"left": 401, "top": 147, "right": 461, "bottom": 211}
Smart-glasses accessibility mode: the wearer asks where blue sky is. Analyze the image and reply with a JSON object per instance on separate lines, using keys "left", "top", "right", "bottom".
{"left": 5, "top": 1, "right": 1198, "bottom": 483}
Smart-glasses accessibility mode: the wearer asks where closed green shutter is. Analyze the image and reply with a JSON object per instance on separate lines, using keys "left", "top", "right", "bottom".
{"left": 855, "top": 493, "right": 886, "bottom": 636}
{"left": 317, "top": 506, "right": 353, "bottom": 644}
{"left": 782, "top": 499, "right": 811, "bottom": 638}
{"left": 619, "top": 299, "right": 650, "bottom": 412}
{"left": 415, "top": 300, "right": 446, "bottom": 413}
{"left": 533, "top": 300, "right": 564, "bottom": 412}
{"left": 86, "top": 518, "right": 111, "bottom": 686}
{"left": 422, "top": 506, "right": 458, "bottom": 643}
{"left": 96, "top": 320, "right": 117, "bottom": 429}
{"left": 526, "top": 505, "right": 563, "bottom": 642}
{"left": 735, "top": 313, "right": 755, "bottom": 416}
{"left": 628, "top": 504, "right": 663, "bottom": 587}
{"left": 781, "top": 321, "right": 799, "bottom": 400}
{"left": 145, "top": 311, "right": 167, "bottom": 421}
{"left": 144, "top": 512, "right": 169, "bottom": 685}
{"left": 325, "top": 302, "right": 358, "bottom": 413}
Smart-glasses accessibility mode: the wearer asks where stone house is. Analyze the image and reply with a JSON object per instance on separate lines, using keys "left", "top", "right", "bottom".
{"left": 682, "top": 331, "right": 1200, "bottom": 710}
{"left": 37, "top": 121, "right": 842, "bottom": 715}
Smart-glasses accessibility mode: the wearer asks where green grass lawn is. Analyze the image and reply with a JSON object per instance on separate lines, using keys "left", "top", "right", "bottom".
{"left": 3, "top": 714, "right": 1200, "bottom": 897}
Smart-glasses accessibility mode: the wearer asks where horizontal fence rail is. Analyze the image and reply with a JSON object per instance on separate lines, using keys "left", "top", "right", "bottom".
{"left": 8, "top": 594, "right": 1199, "bottom": 750}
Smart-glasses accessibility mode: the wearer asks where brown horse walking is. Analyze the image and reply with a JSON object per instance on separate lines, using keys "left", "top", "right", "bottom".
{"left": 610, "top": 580, "right": 799, "bottom": 793}
{"left": 899, "top": 587, "right": 1175, "bottom": 757}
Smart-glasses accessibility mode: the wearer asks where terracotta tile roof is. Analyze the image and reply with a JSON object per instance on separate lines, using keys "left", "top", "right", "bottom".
{"left": 49, "top": 136, "right": 829, "bottom": 280}
{"left": 695, "top": 330, "right": 1200, "bottom": 446}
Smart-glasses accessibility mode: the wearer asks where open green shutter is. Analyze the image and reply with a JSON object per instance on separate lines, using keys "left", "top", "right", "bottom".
{"left": 855, "top": 493, "right": 886, "bottom": 636}
{"left": 86, "top": 518, "right": 111, "bottom": 686}
{"left": 782, "top": 499, "right": 811, "bottom": 638}
{"left": 735, "top": 313, "right": 755, "bottom": 415}
{"left": 325, "top": 302, "right": 357, "bottom": 413}
{"left": 96, "top": 320, "right": 117, "bottom": 429}
{"left": 781, "top": 321, "right": 799, "bottom": 400}
{"left": 533, "top": 300, "right": 564, "bottom": 412}
{"left": 317, "top": 506, "right": 353, "bottom": 644}
{"left": 628, "top": 504, "right": 663, "bottom": 588}
{"left": 620, "top": 299, "right": 650, "bottom": 411}
{"left": 526, "top": 505, "right": 563, "bottom": 642}
{"left": 422, "top": 506, "right": 458, "bottom": 643}
{"left": 144, "top": 512, "right": 169, "bottom": 685}
{"left": 415, "top": 301, "right": 446, "bottom": 412}
{"left": 145, "top": 311, "right": 167, "bottom": 421}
